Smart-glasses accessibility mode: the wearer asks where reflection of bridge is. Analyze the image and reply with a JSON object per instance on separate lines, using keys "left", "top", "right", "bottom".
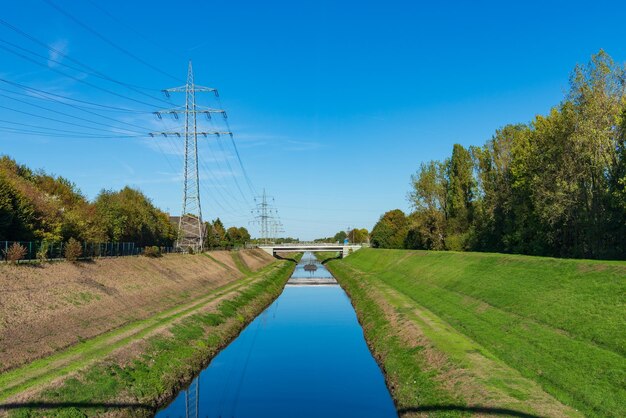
{"left": 258, "top": 243, "right": 361, "bottom": 258}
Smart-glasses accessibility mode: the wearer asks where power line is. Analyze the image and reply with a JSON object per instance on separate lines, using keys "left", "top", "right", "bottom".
{"left": 204, "top": 115, "right": 251, "bottom": 205}
{"left": 0, "top": 41, "right": 166, "bottom": 109}
{"left": 42, "top": 0, "right": 183, "bottom": 82}
{"left": 0, "top": 91, "right": 145, "bottom": 134}
{"left": 0, "top": 78, "right": 150, "bottom": 113}
{"left": 84, "top": 0, "right": 186, "bottom": 62}
{"left": 0, "top": 87, "right": 156, "bottom": 134}
{"left": 157, "top": 115, "right": 248, "bottom": 217}
{"left": 216, "top": 95, "right": 257, "bottom": 196}
{"left": 0, "top": 33, "right": 172, "bottom": 106}
{"left": 0, "top": 118, "right": 140, "bottom": 138}
{"left": 0, "top": 125, "right": 140, "bottom": 139}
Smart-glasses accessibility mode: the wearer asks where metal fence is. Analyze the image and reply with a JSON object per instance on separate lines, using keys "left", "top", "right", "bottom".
{"left": 0, "top": 240, "right": 176, "bottom": 262}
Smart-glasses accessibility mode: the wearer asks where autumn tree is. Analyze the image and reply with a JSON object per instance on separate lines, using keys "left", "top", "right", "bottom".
{"left": 94, "top": 187, "right": 175, "bottom": 247}
{"left": 348, "top": 228, "right": 369, "bottom": 243}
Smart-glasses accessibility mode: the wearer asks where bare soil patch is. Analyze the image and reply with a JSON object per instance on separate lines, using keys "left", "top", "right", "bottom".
{"left": 238, "top": 248, "right": 274, "bottom": 271}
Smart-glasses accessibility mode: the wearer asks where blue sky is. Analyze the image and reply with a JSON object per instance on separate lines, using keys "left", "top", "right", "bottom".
{"left": 1, "top": 0, "right": 625, "bottom": 240}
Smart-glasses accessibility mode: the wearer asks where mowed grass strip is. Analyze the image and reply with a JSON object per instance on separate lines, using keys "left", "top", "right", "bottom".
{"left": 333, "top": 249, "right": 626, "bottom": 417}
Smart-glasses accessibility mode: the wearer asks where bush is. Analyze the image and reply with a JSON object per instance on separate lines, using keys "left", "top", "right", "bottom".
{"left": 37, "top": 242, "right": 49, "bottom": 262}
{"left": 64, "top": 238, "right": 83, "bottom": 262}
{"left": 445, "top": 232, "right": 470, "bottom": 251}
{"left": 3, "top": 242, "right": 27, "bottom": 264}
{"left": 187, "top": 246, "right": 195, "bottom": 255}
{"left": 143, "top": 246, "right": 161, "bottom": 258}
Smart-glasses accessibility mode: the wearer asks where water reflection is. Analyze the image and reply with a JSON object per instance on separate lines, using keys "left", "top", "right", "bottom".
{"left": 290, "top": 252, "right": 333, "bottom": 279}
{"left": 156, "top": 252, "right": 397, "bottom": 418}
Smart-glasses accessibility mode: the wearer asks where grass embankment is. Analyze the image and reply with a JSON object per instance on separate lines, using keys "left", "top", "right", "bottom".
{"left": 326, "top": 249, "right": 625, "bottom": 418}
{"left": 0, "top": 254, "right": 297, "bottom": 417}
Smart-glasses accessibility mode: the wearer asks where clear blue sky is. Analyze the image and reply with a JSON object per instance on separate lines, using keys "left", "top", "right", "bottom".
{"left": 2, "top": 0, "right": 625, "bottom": 240}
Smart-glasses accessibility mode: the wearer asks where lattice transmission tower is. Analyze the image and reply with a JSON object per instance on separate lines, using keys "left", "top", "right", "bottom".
{"left": 150, "top": 61, "right": 230, "bottom": 252}
{"left": 185, "top": 377, "right": 199, "bottom": 418}
{"left": 251, "top": 189, "right": 279, "bottom": 244}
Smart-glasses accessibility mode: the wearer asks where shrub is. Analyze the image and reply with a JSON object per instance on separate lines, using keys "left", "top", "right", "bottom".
{"left": 143, "top": 246, "right": 161, "bottom": 258}
{"left": 445, "top": 232, "right": 470, "bottom": 251}
{"left": 3, "top": 242, "right": 27, "bottom": 264}
{"left": 37, "top": 242, "right": 49, "bottom": 262}
{"left": 64, "top": 238, "right": 83, "bottom": 262}
{"left": 187, "top": 246, "right": 195, "bottom": 255}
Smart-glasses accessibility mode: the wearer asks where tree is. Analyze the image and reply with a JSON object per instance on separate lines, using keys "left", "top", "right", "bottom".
{"left": 0, "top": 175, "right": 36, "bottom": 241}
{"left": 238, "top": 227, "right": 251, "bottom": 243}
{"left": 402, "top": 50, "right": 626, "bottom": 260}
{"left": 404, "top": 209, "right": 446, "bottom": 250}
{"left": 446, "top": 144, "right": 475, "bottom": 244}
{"left": 348, "top": 228, "right": 369, "bottom": 243}
{"left": 225, "top": 226, "right": 250, "bottom": 246}
{"left": 333, "top": 230, "right": 347, "bottom": 243}
{"left": 471, "top": 124, "right": 531, "bottom": 252}
{"left": 94, "top": 187, "right": 175, "bottom": 246}
{"left": 408, "top": 160, "right": 449, "bottom": 249}
{"left": 370, "top": 209, "right": 409, "bottom": 249}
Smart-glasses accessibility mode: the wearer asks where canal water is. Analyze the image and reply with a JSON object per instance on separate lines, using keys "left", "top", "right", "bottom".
{"left": 156, "top": 252, "right": 397, "bottom": 418}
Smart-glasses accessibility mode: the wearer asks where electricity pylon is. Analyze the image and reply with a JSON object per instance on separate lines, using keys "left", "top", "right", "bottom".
{"left": 251, "top": 189, "right": 276, "bottom": 244}
{"left": 150, "top": 61, "right": 230, "bottom": 252}
{"left": 185, "top": 377, "right": 199, "bottom": 418}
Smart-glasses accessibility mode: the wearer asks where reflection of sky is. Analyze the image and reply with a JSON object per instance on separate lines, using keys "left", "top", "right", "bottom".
{"left": 156, "top": 256, "right": 396, "bottom": 418}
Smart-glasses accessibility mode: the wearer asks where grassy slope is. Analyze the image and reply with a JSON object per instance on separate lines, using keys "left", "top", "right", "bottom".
{"left": 1, "top": 258, "right": 297, "bottom": 417}
{"left": 328, "top": 249, "right": 625, "bottom": 417}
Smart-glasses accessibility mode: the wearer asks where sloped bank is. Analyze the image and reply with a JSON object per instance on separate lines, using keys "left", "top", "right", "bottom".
{"left": 0, "top": 249, "right": 273, "bottom": 372}
{"left": 0, "top": 255, "right": 298, "bottom": 417}
{"left": 323, "top": 249, "right": 624, "bottom": 417}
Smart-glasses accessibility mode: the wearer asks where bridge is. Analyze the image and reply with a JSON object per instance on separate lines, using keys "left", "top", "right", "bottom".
{"left": 258, "top": 243, "right": 362, "bottom": 258}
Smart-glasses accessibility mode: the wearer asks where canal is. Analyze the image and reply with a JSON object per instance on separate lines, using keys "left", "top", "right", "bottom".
{"left": 156, "top": 252, "right": 397, "bottom": 417}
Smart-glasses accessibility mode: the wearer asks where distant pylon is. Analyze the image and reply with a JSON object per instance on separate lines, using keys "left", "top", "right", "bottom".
{"left": 252, "top": 188, "right": 275, "bottom": 244}
{"left": 150, "top": 61, "right": 231, "bottom": 252}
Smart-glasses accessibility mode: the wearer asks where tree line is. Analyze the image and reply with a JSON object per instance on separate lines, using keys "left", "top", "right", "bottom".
{"left": 314, "top": 228, "right": 369, "bottom": 243}
{"left": 0, "top": 156, "right": 250, "bottom": 250}
{"left": 371, "top": 51, "right": 626, "bottom": 260}
{"left": 204, "top": 218, "right": 251, "bottom": 249}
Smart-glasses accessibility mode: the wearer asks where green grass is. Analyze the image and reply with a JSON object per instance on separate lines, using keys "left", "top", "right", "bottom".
{"left": 4, "top": 260, "right": 296, "bottom": 417}
{"left": 313, "top": 251, "right": 340, "bottom": 263}
{"left": 328, "top": 249, "right": 626, "bottom": 417}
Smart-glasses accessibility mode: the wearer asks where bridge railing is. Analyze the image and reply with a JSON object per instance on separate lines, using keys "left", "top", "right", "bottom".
{"left": 259, "top": 242, "right": 361, "bottom": 247}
